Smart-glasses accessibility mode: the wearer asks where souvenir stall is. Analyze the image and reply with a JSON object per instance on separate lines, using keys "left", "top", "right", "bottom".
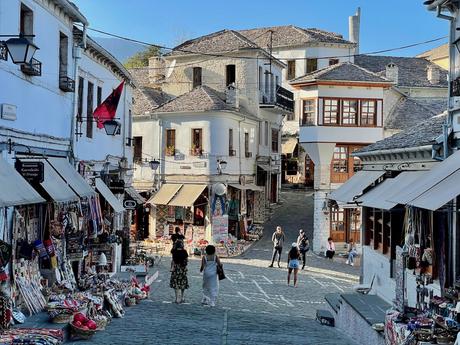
{"left": 384, "top": 207, "right": 460, "bottom": 345}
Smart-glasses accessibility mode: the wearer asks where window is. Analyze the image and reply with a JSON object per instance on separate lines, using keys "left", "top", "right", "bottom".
{"left": 330, "top": 206, "right": 361, "bottom": 243}
{"left": 127, "top": 109, "right": 133, "bottom": 146}
{"left": 86, "top": 81, "right": 94, "bottom": 138}
{"left": 264, "top": 70, "right": 269, "bottom": 94}
{"left": 332, "top": 146, "right": 348, "bottom": 174}
{"left": 271, "top": 129, "right": 279, "bottom": 153}
{"left": 329, "top": 59, "right": 339, "bottom": 66}
{"left": 323, "top": 99, "right": 339, "bottom": 125}
{"left": 258, "top": 122, "right": 262, "bottom": 145}
{"left": 287, "top": 60, "right": 296, "bottom": 80}
{"left": 264, "top": 121, "right": 269, "bottom": 146}
{"left": 330, "top": 206, "right": 345, "bottom": 233}
{"left": 302, "top": 99, "right": 316, "bottom": 126}
{"left": 59, "top": 32, "right": 68, "bottom": 77}
{"left": 20, "top": 4, "right": 33, "bottom": 38}
{"left": 166, "top": 129, "right": 176, "bottom": 156}
{"left": 192, "top": 67, "right": 202, "bottom": 88}
{"left": 97, "top": 86, "right": 102, "bottom": 106}
{"left": 258, "top": 66, "right": 263, "bottom": 91}
{"left": 270, "top": 74, "right": 275, "bottom": 101}
{"left": 77, "top": 77, "right": 84, "bottom": 122}
{"left": 191, "top": 129, "right": 202, "bottom": 155}
{"left": 342, "top": 100, "right": 358, "bottom": 125}
{"left": 361, "top": 100, "right": 377, "bottom": 126}
{"left": 226, "top": 64, "right": 236, "bottom": 86}
{"left": 352, "top": 147, "right": 363, "bottom": 172}
{"left": 306, "top": 58, "right": 318, "bottom": 73}
{"left": 244, "top": 132, "right": 250, "bottom": 157}
{"left": 133, "top": 136, "right": 142, "bottom": 163}
{"left": 229, "top": 128, "right": 235, "bottom": 156}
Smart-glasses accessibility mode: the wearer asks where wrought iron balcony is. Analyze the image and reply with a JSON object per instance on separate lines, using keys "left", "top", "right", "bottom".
{"left": 0, "top": 45, "right": 7, "bottom": 61}
{"left": 20, "top": 58, "right": 41, "bottom": 76}
{"left": 59, "top": 75, "right": 75, "bottom": 92}
{"left": 259, "top": 85, "right": 294, "bottom": 112}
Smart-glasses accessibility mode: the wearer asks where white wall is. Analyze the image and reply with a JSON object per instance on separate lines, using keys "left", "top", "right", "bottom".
{"left": 0, "top": 0, "right": 75, "bottom": 141}
{"left": 362, "top": 246, "right": 395, "bottom": 303}
{"left": 74, "top": 52, "right": 133, "bottom": 166}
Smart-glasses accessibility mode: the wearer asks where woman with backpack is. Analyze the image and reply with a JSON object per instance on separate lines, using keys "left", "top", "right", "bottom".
{"left": 296, "top": 229, "right": 309, "bottom": 270}
{"left": 268, "top": 226, "right": 285, "bottom": 268}
{"left": 287, "top": 243, "right": 301, "bottom": 287}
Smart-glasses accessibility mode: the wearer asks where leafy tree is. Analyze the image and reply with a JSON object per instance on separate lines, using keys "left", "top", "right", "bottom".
{"left": 124, "top": 46, "right": 160, "bottom": 68}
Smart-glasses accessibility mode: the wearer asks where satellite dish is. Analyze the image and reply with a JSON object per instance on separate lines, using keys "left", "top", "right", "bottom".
{"left": 213, "top": 183, "right": 227, "bottom": 196}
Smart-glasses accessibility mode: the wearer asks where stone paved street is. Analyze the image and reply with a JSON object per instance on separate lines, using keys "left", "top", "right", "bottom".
{"left": 69, "top": 190, "right": 360, "bottom": 345}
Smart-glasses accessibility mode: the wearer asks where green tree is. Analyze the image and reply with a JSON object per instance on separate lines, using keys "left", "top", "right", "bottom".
{"left": 124, "top": 46, "right": 160, "bottom": 68}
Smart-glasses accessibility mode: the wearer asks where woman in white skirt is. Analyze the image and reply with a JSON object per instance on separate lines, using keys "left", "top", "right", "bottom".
{"left": 200, "top": 245, "right": 221, "bottom": 307}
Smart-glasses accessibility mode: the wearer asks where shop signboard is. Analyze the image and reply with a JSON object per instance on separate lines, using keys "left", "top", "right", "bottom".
{"left": 109, "top": 180, "right": 125, "bottom": 194}
{"left": 123, "top": 200, "right": 137, "bottom": 210}
{"left": 212, "top": 215, "right": 228, "bottom": 242}
{"left": 15, "top": 160, "right": 44, "bottom": 184}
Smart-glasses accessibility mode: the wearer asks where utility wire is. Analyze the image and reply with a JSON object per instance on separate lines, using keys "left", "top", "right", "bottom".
{"left": 78, "top": 24, "right": 447, "bottom": 63}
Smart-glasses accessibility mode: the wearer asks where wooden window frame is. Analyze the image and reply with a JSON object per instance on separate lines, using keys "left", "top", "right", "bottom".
{"left": 287, "top": 60, "right": 296, "bottom": 80}
{"left": 191, "top": 128, "right": 203, "bottom": 156}
{"left": 323, "top": 98, "right": 340, "bottom": 125}
{"left": 360, "top": 100, "right": 377, "bottom": 127}
{"left": 301, "top": 99, "right": 316, "bottom": 126}
{"left": 306, "top": 58, "right": 318, "bottom": 73}
{"left": 20, "top": 3, "right": 34, "bottom": 38}
{"left": 133, "top": 136, "right": 142, "bottom": 163}
{"left": 244, "top": 132, "right": 250, "bottom": 157}
{"left": 59, "top": 32, "right": 68, "bottom": 78}
{"left": 86, "top": 81, "right": 94, "bottom": 139}
{"left": 166, "top": 129, "right": 176, "bottom": 156}
{"left": 330, "top": 144, "right": 366, "bottom": 183}
{"left": 341, "top": 99, "right": 358, "bottom": 126}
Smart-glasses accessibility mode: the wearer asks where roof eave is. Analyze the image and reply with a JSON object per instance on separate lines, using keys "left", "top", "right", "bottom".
{"left": 290, "top": 80, "right": 393, "bottom": 88}
{"left": 353, "top": 145, "right": 433, "bottom": 158}
{"left": 53, "top": 0, "right": 89, "bottom": 25}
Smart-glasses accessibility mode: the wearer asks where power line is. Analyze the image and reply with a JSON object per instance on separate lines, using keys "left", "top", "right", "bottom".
{"left": 78, "top": 23, "right": 447, "bottom": 63}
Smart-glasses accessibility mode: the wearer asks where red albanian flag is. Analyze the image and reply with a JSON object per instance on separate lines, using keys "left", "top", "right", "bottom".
{"left": 93, "top": 81, "right": 124, "bottom": 129}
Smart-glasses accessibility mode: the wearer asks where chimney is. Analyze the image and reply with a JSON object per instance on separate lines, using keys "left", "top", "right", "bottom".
{"left": 348, "top": 7, "right": 361, "bottom": 54}
{"left": 427, "top": 64, "right": 440, "bottom": 84}
{"left": 148, "top": 56, "right": 165, "bottom": 84}
{"left": 385, "top": 63, "right": 398, "bottom": 84}
{"left": 225, "top": 83, "right": 239, "bottom": 109}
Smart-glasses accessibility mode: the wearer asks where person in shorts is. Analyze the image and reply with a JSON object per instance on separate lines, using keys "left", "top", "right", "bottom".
{"left": 287, "top": 243, "right": 301, "bottom": 287}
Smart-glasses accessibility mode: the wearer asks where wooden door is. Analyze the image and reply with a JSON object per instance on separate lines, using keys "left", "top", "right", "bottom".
{"left": 330, "top": 206, "right": 346, "bottom": 242}
{"left": 348, "top": 208, "right": 361, "bottom": 244}
{"left": 304, "top": 155, "right": 315, "bottom": 187}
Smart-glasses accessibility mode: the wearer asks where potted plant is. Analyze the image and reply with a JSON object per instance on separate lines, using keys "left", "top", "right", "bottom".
{"left": 165, "top": 145, "right": 175, "bottom": 156}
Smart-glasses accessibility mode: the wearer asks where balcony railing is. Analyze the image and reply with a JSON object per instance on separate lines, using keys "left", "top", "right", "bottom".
{"left": 0, "top": 45, "right": 7, "bottom": 61}
{"left": 59, "top": 75, "right": 75, "bottom": 92}
{"left": 21, "top": 58, "right": 41, "bottom": 76}
{"left": 190, "top": 148, "right": 208, "bottom": 159}
{"left": 245, "top": 152, "right": 253, "bottom": 158}
{"left": 259, "top": 85, "right": 294, "bottom": 112}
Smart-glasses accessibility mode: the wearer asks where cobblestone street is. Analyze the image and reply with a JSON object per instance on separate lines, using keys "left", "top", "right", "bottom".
{"left": 70, "top": 190, "right": 359, "bottom": 345}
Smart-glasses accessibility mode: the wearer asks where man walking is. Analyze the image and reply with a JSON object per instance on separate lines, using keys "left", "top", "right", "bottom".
{"left": 269, "top": 226, "right": 285, "bottom": 268}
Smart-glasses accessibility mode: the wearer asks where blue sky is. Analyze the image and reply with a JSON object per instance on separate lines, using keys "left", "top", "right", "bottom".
{"left": 73, "top": 0, "right": 448, "bottom": 57}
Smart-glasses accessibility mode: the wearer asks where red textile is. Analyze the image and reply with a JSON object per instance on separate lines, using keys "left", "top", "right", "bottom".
{"left": 93, "top": 81, "right": 124, "bottom": 129}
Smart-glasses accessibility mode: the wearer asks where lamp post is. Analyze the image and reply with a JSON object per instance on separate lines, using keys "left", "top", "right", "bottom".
{"left": 0, "top": 35, "right": 38, "bottom": 64}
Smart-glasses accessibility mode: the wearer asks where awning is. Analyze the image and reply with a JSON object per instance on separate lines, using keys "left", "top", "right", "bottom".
{"left": 0, "top": 157, "right": 45, "bottom": 207}
{"left": 228, "top": 184, "right": 264, "bottom": 192}
{"left": 125, "top": 186, "right": 145, "bottom": 205}
{"left": 257, "top": 164, "right": 271, "bottom": 171}
{"left": 168, "top": 184, "right": 207, "bottom": 207}
{"left": 41, "top": 160, "right": 79, "bottom": 203}
{"left": 328, "top": 170, "right": 385, "bottom": 204}
{"left": 409, "top": 169, "right": 460, "bottom": 210}
{"left": 147, "top": 184, "right": 182, "bottom": 205}
{"left": 356, "top": 178, "right": 398, "bottom": 210}
{"left": 95, "top": 178, "right": 125, "bottom": 213}
{"left": 282, "top": 138, "right": 297, "bottom": 155}
{"left": 46, "top": 157, "right": 95, "bottom": 198}
{"left": 385, "top": 171, "right": 427, "bottom": 205}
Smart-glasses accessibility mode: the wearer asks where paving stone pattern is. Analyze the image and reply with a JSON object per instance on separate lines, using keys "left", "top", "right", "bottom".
{"left": 68, "top": 191, "right": 359, "bottom": 345}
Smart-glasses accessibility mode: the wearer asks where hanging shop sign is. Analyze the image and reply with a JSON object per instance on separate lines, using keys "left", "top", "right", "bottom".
{"left": 123, "top": 200, "right": 137, "bottom": 210}
{"left": 15, "top": 160, "right": 44, "bottom": 184}
{"left": 109, "top": 180, "right": 125, "bottom": 194}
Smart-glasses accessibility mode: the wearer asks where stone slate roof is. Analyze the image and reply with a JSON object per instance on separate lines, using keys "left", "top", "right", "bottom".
{"left": 289, "top": 62, "right": 390, "bottom": 84}
{"left": 354, "top": 55, "right": 448, "bottom": 88}
{"left": 238, "top": 25, "right": 354, "bottom": 48}
{"left": 386, "top": 97, "right": 446, "bottom": 130}
{"left": 153, "top": 86, "right": 234, "bottom": 113}
{"left": 169, "top": 29, "right": 259, "bottom": 56}
{"left": 356, "top": 112, "right": 447, "bottom": 154}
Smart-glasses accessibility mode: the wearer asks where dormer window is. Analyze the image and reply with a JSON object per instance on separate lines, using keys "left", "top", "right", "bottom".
{"left": 192, "top": 67, "right": 202, "bottom": 88}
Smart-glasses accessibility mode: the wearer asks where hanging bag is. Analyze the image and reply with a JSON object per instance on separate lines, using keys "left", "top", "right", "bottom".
{"left": 216, "top": 258, "right": 226, "bottom": 281}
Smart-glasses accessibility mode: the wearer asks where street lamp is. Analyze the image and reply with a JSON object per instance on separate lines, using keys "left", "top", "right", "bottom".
{"left": 149, "top": 159, "right": 160, "bottom": 171}
{"left": 0, "top": 35, "right": 38, "bottom": 64}
{"left": 103, "top": 120, "right": 120, "bottom": 136}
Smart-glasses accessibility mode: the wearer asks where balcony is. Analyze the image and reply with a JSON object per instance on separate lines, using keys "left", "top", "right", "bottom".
{"left": 259, "top": 85, "right": 294, "bottom": 112}
{"left": 20, "top": 58, "right": 41, "bottom": 76}
{"left": 59, "top": 76, "right": 75, "bottom": 92}
{"left": 0, "top": 45, "right": 7, "bottom": 61}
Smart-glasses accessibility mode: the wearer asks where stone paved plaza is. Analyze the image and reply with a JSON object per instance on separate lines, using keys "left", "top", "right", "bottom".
{"left": 69, "top": 190, "right": 360, "bottom": 345}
